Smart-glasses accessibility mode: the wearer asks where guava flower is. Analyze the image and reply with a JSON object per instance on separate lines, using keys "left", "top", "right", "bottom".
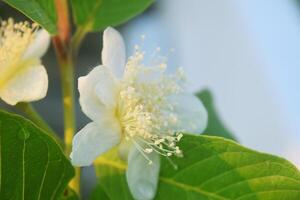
{"left": 0, "top": 18, "right": 50, "bottom": 105}
{"left": 71, "top": 27, "right": 208, "bottom": 200}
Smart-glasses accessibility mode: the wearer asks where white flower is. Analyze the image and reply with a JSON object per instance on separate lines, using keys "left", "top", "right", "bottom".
{"left": 0, "top": 18, "right": 50, "bottom": 105}
{"left": 71, "top": 27, "right": 208, "bottom": 200}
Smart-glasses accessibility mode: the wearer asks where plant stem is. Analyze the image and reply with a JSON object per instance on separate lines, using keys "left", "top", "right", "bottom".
{"left": 59, "top": 54, "right": 81, "bottom": 194}
{"left": 16, "top": 102, "right": 62, "bottom": 145}
{"left": 53, "top": 42, "right": 81, "bottom": 193}
{"left": 59, "top": 56, "right": 75, "bottom": 156}
{"left": 54, "top": 0, "right": 81, "bottom": 195}
{"left": 53, "top": 40, "right": 80, "bottom": 193}
{"left": 71, "top": 27, "right": 88, "bottom": 59}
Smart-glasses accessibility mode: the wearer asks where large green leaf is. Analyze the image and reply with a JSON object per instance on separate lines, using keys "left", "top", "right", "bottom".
{"left": 71, "top": 0, "right": 153, "bottom": 32}
{"left": 93, "top": 134, "right": 300, "bottom": 199}
{"left": 197, "top": 89, "right": 237, "bottom": 141}
{"left": 3, "top": 0, "right": 57, "bottom": 34}
{"left": 0, "top": 110, "right": 74, "bottom": 199}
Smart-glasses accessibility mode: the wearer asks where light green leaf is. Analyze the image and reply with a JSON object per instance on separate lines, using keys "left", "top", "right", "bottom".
{"left": 3, "top": 0, "right": 57, "bottom": 34}
{"left": 90, "top": 184, "right": 110, "bottom": 200}
{"left": 197, "top": 89, "right": 237, "bottom": 141}
{"left": 0, "top": 110, "right": 74, "bottom": 199}
{"left": 93, "top": 134, "right": 300, "bottom": 199}
{"left": 93, "top": 148, "right": 132, "bottom": 200}
{"left": 71, "top": 0, "right": 153, "bottom": 32}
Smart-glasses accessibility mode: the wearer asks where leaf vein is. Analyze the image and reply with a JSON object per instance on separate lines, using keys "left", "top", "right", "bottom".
{"left": 216, "top": 175, "right": 300, "bottom": 194}
{"left": 159, "top": 177, "right": 229, "bottom": 200}
{"left": 199, "top": 160, "right": 300, "bottom": 188}
{"left": 51, "top": 159, "right": 66, "bottom": 199}
{"left": 21, "top": 129, "right": 26, "bottom": 200}
{"left": 235, "top": 189, "right": 300, "bottom": 200}
{"left": 37, "top": 137, "right": 50, "bottom": 200}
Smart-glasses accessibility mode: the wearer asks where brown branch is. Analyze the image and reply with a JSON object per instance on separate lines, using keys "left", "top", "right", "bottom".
{"left": 55, "top": 0, "right": 71, "bottom": 45}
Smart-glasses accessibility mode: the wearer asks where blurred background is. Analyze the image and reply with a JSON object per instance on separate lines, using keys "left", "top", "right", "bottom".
{"left": 1, "top": 0, "right": 300, "bottom": 198}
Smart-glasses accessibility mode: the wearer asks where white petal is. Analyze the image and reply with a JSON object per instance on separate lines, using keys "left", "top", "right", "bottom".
{"left": 101, "top": 27, "right": 126, "bottom": 78}
{"left": 71, "top": 121, "right": 121, "bottom": 166}
{"left": 78, "top": 65, "right": 117, "bottom": 121}
{"left": 168, "top": 94, "right": 208, "bottom": 134}
{"left": 0, "top": 64, "right": 48, "bottom": 105}
{"left": 23, "top": 29, "right": 51, "bottom": 59}
{"left": 94, "top": 75, "right": 118, "bottom": 108}
{"left": 126, "top": 146, "right": 160, "bottom": 200}
{"left": 118, "top": 140, "right": 132, "bottom": 161}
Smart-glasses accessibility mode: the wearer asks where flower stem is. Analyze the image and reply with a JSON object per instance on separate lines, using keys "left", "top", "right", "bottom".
{"left": 59, "top": 54, "right": 81, "bottom": 194}
{"left": 71, "top": 26, "right": 88, "bottom": 59}
{"left": 60, "top": 56, "right": 75, "bottom": 156}
{"left": 16, "top": 102, "right": 62, "bottom": 145}
{"left": 54, "top": 45, "right": 81, "bottom": 198}
{"left": 53, "top": 0, "right": 80, "bottom": 195}
{"left": 53, "top": 36, "right": 81, "bottom": 194}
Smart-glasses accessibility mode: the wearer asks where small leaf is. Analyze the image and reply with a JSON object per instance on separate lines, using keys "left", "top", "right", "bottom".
{"left": 196, "top": 89, "right": 237, "bottom": 141}
{"left": 3, "top": 0, "right": 57, "bottom": 34}
{"left": 0, "top": 110, "right": 74, "bottom": 199}
{"left": 94, "top": 134, "right": 300, "bottom": 199}
{"left": 71, "top": 0, "right": 154, "bottom": 32}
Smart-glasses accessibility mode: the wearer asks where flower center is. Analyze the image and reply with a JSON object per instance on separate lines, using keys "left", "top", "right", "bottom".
{"left": 117, "top": 47, "right": 185, "bottom": 164}
{"left": 0, "top": 18, "right": 38, "bottom": 88}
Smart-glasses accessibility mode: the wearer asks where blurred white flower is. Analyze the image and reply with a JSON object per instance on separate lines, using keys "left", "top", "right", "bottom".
{"left": 0, "top": 18, "right": 50, "bottom": 105}
{"left": 71, "top": 27, "right": 207, "bottom": 200}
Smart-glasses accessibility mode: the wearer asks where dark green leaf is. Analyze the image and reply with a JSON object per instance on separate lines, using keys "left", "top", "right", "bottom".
{"left": 0, "top": 110, "right": 74, "bottom": 199}
{"left": 197, "top": 89, "right": 237, "bottom": 141}
{"left": 94, "top": 134, "right": 300, "bottom": 199}
{"left": 3, "top": 0, "right": 57, "bottom": 34}
{"left": 71, "top": 0, "right": 153, "bottom": 32}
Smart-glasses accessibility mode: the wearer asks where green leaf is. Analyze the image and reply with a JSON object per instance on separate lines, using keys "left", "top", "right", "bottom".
{"left": 90, "top": 184, "right": 110, "bottom": 200}
{"left": 93, "top": 148, "right": 132, "bottom": 199}
{"left": 94, "top": 134, "right": 300, "bottom": 200}
{"left": 0, "top": 110, "right": 74, "bottom": 199}
{"left": 3, "top": 0, "right": 57, "bottom": 34}
{"left": 196, "top": 89, "right": 237, "bottom": 141}
{"left": 71, "top": 0, "right": 153, "bottom": 32}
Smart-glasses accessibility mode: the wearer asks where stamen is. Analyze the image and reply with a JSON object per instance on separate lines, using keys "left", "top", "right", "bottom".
{"left": 177, "top": 133, "right": 183, "bottom": 141}
{"left": 166, "top": 157, "right": 178, "bottom": 170}
{"left": 0, "top": 18, "right": 39, "bottom": 87}
{"left": 132, "top": 139, "right": 153, "bottom": 165}
{"left": 117, "top": 42, "right": 185, "bottom": 164}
